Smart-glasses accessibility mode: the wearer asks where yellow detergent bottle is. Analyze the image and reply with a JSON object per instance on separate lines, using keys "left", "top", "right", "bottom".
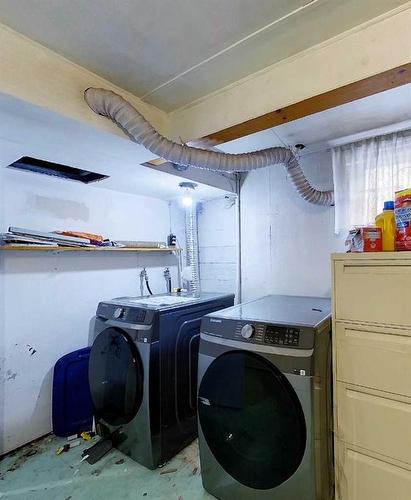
{"left": 375, "top": 200, "right": 396, "bottom": 251}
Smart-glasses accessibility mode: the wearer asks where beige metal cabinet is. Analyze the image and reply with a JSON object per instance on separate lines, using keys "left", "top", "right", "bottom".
{"left": 332, "top": 253, "right": 411, "bottom": 500}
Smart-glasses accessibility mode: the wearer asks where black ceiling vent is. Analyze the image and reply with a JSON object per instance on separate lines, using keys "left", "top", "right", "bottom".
{"left": 7, "top": 156, "right": 109, "bottom": 184}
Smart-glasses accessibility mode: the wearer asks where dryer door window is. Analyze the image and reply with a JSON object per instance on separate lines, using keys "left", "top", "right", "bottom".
{"left": 89, "top": 327, "right": 144, "bottom": 426}
{"left": 198, "top": 350, "right": 306, "bottom": 490}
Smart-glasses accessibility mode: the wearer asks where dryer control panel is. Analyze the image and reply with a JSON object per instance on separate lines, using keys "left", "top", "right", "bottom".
{"left": 264, "top": 325, "right": 300, "bottom": 346}
{"left": 202, "top": 317, "right": 316, "bottom": 349}
{"left": 234, "top": 322, "right": 300, "bottom": 346}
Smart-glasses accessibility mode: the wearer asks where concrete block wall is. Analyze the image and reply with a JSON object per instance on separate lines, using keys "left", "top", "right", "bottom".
{"left": 197, "top": 197, "right": 237, "bottom": 295}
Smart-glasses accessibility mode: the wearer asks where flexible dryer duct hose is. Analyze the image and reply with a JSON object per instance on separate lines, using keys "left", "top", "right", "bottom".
{"left": 84, "top": 88, "right": 334, "bottom": 206}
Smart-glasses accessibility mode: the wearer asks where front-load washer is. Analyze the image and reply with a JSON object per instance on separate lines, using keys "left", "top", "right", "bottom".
{"left": 197, "top": 294, "right": 333, "bottom": 500}
{"left": 88, "top": 292, "right": 234, "bottom": 469}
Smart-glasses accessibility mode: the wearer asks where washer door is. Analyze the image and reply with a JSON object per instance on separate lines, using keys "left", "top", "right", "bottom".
{"left": 198, "top": 350, "right": 306, "bottom": 490}
{"left": 89, "top": 327, "right": 144, "bottom": 426}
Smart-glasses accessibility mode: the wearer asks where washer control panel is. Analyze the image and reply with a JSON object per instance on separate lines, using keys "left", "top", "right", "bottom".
{"left": 97, "top": 303, "right": 148, "bottom": 324}
{"left": 113, "top": 307, "right": 125, "bottom": 319}
{"left": 264, "top": 325, "right": 300, "bottom": 346}
{"left": 110, "top": 307, "right": 146, "bottom": 323}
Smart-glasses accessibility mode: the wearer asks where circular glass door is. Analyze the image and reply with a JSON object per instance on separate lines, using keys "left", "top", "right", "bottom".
{"left": 89, "top": 327, "right": 144, "bottom": 426}
{"left": 198, "top": 350, "right": 306, "bottom": 490}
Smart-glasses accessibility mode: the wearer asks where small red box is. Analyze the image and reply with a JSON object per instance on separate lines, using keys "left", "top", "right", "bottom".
{"left": 362, "top": 227, "right": 383, "bottom": 252}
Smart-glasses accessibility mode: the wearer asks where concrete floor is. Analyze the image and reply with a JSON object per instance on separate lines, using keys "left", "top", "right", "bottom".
{"left": 0, "top": 434, "right": 214, "bottom": 500}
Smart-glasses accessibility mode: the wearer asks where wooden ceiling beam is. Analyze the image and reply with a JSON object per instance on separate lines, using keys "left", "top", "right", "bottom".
{"left": 196, "top": 63, "right": 411, "bottom": 148}
{"left": 144, "top": 62, "right": 411, "bottom": 165}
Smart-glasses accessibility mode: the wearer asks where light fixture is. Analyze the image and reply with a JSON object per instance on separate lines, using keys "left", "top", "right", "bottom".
{"left": 179, "top": 181, "right": 197, "bottom": 208}
{"left": 182, "top": 196, "right": 193, "bottom": 207}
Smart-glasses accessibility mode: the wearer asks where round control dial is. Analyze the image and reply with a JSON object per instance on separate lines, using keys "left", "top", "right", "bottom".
{"left": 113, "top": 307, "right": 125, "bottom": 319}
{"left": 241, "top": 323, "right": 255, "bottom": 339}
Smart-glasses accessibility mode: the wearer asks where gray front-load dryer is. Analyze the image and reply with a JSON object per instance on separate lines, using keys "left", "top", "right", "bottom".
{"left": 197, "top": 295, "right": 333, "bottom": 500}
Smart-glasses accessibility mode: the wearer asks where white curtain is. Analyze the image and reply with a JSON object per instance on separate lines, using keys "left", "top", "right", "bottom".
{"left": 332, "top": 129, "right": 411, "bottom": 234}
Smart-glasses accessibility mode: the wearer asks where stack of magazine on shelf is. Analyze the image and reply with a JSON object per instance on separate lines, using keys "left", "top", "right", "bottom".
{"left": 0, "top": 227, "right": 94, "bottom": 247}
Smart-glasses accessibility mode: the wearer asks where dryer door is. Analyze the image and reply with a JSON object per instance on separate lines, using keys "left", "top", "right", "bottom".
{"left": 89, "top": 327, "right": 144, "bottom": 426}
{"left": 198, "top": 350, "right": 306, "bottom": 490}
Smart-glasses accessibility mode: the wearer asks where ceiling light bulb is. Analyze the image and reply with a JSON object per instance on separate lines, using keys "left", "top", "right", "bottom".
{"left": 182, "top": 196, "right": 193, "bottom": 207}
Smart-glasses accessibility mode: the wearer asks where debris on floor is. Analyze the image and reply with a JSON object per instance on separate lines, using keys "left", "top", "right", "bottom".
{"left": 56, "top": 438, "right": 81, "bottom": 455}
{"left": 1, "top": 437, "right": 46, "bottom": 478}
{"left": 0, "top": 435, "right": 213, "bottom": 499}
{"left": 160, "top": 468, "right": 178, "bottom": 475}
{"left": 80, "top": 431, "right": 94, "bottom": 441}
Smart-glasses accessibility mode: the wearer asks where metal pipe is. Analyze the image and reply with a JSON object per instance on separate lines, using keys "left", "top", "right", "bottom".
{"left": 236, "top": 175, "right": 242, "bottom": 304}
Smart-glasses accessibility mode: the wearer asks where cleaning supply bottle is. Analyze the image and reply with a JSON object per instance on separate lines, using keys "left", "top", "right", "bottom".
{"left": 375, "top": 200, "right": 396, "bottom": 251}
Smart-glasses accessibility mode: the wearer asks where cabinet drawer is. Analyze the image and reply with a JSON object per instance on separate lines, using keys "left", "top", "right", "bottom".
{"left": 337, "top": 443, "right": 411, "bottom": 500}
{"left": 337, "top": 383, "right": 411, "bottom": 464}
{"left": 334, "top": 260, "right": 411, "bottom": 327}
{"left": 335, "top": 323, "right": 411, "bottom": 397}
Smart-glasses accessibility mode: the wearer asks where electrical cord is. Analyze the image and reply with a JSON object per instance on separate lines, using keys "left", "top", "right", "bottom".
{"left": 175, "top": 237, "right": 183, "bottom": 288}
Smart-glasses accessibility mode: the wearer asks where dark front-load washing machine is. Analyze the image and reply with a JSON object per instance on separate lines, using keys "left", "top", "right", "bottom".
{"left": 88, "top": 292, "right": 234, "bottom": 469}
{"left": 197, "top": 294, "right": 333, "bottom": 500}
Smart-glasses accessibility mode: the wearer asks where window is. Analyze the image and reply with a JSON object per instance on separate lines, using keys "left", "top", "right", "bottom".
{"left": 332, "top": 130, "right": 411, "bottom": 233}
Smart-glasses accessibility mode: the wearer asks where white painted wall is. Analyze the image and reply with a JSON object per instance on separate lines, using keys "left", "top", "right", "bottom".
{"left": 198, "top": 197, "right": 237, "bottom": 295}
{"left": 0, "top": 167, "right": 184, "bottom": 454}
{"left": 240, "top": 151, "right": 345, "bottom": 301}
{"left": 169, "top": 200, "right": 187, "bottom": 277}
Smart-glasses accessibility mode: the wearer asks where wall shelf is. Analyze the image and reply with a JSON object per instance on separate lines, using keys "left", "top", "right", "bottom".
{"left": 0, "top": 245, "right": 182, "bottom": 253}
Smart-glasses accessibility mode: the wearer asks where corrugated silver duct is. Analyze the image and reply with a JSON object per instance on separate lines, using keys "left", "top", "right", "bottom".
{"left": 84, "top": 87, "right": 334, "bottom": 206}
{"left": 184, "top": 204, "right": 200, "bottom": 295}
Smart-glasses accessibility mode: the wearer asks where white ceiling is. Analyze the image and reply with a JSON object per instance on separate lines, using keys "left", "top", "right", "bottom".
{"left": 0, "top": 93, "right": 230, "bottom": 202}
{"left": 0, "top": 0, "right": 408, "bottom": 111}
{"left": 218, "top": 83, "right": 411, "bottom": 156}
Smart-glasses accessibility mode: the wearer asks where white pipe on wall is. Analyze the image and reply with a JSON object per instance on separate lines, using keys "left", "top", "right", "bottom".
{"left": 84, "top": 88, "right": 334, "bottom": 206}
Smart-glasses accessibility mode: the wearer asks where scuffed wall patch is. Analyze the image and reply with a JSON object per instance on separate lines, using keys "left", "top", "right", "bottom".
{"left": 6, "top": 370, "right": 18, "bottom": 381}
{"left": 31, "top": 195, "right": 90, "bottom": 222}
{"left": 27, "top": 344, "right": 37, "bottom": 356}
